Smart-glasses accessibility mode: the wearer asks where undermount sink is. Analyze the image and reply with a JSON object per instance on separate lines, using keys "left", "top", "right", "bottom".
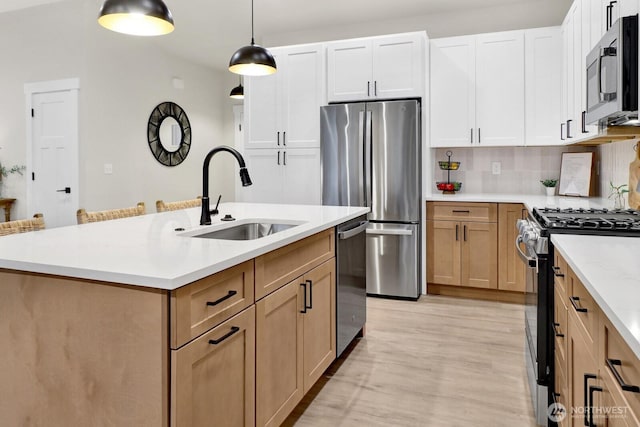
{"left": 191, "top": 221, "right": 302, "bottom": 241}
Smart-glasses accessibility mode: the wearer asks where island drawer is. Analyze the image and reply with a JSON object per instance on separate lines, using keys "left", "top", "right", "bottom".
{"left": 427, "top": 202, "right": 497, "bottom": 222}
{"left": 171, "top": 260, "right": 254, "bottom": 349}
{"left": 602, "top": 315, "right": 640, "bottom": 418}
{"left": 553, "top": 251, "right": 568, "bottom": 298}
{"left": 255, "top": 229, "right": 335, "bottom": 300}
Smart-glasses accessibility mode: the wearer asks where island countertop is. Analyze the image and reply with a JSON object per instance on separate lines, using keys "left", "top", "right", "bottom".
{"left": 0, "top": 202, "right": 369, "bottom": 290}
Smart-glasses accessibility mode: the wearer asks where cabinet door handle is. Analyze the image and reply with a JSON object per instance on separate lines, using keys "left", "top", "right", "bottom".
{"left": 552, "top": 266, "right": 565, "bottom": 278}
{"left": 582, "top": 111, "right": 588, "bottom": 133}
{"left": 209, "top": 326, "right": 240, "bottom": 345}
{"left": 367, "top": 81, "right": 370, "bottom": 96}
{"left": 478, "top": 128, "right": 481, "bottom": 144}
{"left": 606, "top": 359, "right": 640, "bottom": 393}
{"left": 552, "top": 322, "right": 564, "bottom": 338}
{"left": 300, "top": 282, "right": 308, "bottom": 313}
{"left": 606, "top": 4, "right": 612, "bottom": 30}
{"left": 283, "top": 131, "right": 286, "bottom": 146}
{"left": 277, "top": 131, "right": 280, "bottom": 146}
{"left": 561, "top": 122, "right": 566, "bottom": 140}
{"left": 470, "top": 128, "right": 474, "bottom": 144}
{"left": 570, "top": 296, "right": 588, "bottom": 313}
{"left": 566, "top": 119, "right": 573, "bottom": 138}
{"left": 463, "top": 225, "right": 467, "bottom": 241}
{"left": 584, "top": 373, "right": 597, "bottom": 426}
{"left": 455, "top": 224, "right": 459, "bottom": 241}
{"left": 374, "top": 81, "right": 377, "bottom": 96}
{"left": 306, "top": 279, "right": 313, "bottom": 310}
{"left": 277, "top": 150, "right": 280, "bottom": 165}
{"left": 283, "top": 151, "right": 287, "bottom": 166}
{"left": 206, "top": 290, "right": 237, "bottom": 307}
{"left": 589, "top": 385, "right": 603, "bottom": 427}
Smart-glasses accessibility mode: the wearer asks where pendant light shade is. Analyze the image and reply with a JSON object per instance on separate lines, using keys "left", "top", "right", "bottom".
{"left": 98, "top": 0, "right": 174, "bottom": 36}
{"left": 229, "top": 77, "right": 244, "bottom": 99}
{"left": 228, "top": 0, "right": 276, "bottom": 76}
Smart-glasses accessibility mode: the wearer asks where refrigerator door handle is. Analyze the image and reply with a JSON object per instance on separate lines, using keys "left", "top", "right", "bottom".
{"left": 359, "top": 110, "right": 367, "bottom": 207}
{"left": 366, "top": 228, "right": 413, "bottom": 236}
{"left": 364, "top": 110, "right": 373, "bottom": 210}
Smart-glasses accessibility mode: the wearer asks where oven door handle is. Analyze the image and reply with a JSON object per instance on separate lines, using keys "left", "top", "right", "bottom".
{"left": 516, "top": 236, "right": 538, "bottom": 270}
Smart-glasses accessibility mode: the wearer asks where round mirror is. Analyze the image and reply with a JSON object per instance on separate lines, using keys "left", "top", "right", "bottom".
{"left": 159, "top": 117, "right": 181, "bottom": 152}
{"left": 147, "top": 102, "right": 191, "bottom": 167}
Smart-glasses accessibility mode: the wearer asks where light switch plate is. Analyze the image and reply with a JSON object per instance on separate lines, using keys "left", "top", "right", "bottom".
{"left": 104, "top": 163, "right": 113, "bottom": 175}
{"left": 491, "top": 162, "right": 501, "bottom": 175}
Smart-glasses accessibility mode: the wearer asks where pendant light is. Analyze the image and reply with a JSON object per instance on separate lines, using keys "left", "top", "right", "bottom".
{"left": 228, "top": 0, "right": 277, "bottom": 76}
{"left": 98, "top": 0, "right": 175, "bottom": 36}
{"left": 229, "top": 76, "right": 245, "bottom": 100}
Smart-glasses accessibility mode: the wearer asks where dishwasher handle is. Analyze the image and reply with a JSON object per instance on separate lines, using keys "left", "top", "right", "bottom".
{"left": 338, "top": 221, "right": 369, "bottom": 240}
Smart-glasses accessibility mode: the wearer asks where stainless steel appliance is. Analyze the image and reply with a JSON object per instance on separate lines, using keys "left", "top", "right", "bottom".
{"left": 585, "top": 14, "right": 638, "bottom": 126}
{"left": 321, "top": 100, "right": 421, "bottom": 300}
{"left": 516, "top": 207, "right": 640, "bottom": 425}
{"left": 336, "top": 215, "right": 368, "bottom": 357}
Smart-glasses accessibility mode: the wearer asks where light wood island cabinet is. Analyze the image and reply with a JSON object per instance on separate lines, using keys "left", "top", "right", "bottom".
{"left": 0, "top": 228, "right": 338, "bottom": 427}
{"left": 554, "top": 251, "right": 640, "bottom": 427}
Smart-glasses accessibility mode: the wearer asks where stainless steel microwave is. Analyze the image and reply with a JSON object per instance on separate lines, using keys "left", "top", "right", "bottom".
{"left": 585, "top": 14, "right": 638, "bottom": 126}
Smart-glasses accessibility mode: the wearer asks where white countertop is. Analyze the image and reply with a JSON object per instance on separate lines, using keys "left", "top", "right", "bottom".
{"left": 552, "top": 234, "right": 640, "bottom": 359}
{"left": 0, "top": 203, "right": 368, "bottom": 290}
{"left": 426, "top": 192, "right": 614, "bottom": 212}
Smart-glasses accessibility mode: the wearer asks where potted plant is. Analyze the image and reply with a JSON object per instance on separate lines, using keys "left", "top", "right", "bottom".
{"left": 608, "top": 182, "right": 629, "bottom": 209}
{"left": 540, "top": 179, "right": 558, "bottom": 196}
{"left": 0, "top": 162, "right": 26, "bottom": 198}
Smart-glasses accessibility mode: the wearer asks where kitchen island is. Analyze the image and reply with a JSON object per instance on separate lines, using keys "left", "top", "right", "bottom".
{"left": 0, "top": 202, "right": 368, "bottom": 427}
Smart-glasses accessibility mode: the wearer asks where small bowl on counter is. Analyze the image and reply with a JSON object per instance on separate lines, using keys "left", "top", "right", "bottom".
{"left": 436, "top": 182, "right": 462, "bottom": 192}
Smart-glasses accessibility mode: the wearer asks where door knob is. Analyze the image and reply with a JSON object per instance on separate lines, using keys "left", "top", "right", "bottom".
{"left": 56, "top": 187, "right": 71, "bottom": 194}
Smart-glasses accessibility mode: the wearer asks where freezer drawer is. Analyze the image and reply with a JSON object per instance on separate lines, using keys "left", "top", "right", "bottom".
{"left": 366, "top": 223, "right": 420, "bottom": 299}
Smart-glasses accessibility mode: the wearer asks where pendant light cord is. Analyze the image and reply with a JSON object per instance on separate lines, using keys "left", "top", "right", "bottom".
{"left": 250, "top": 0, "right": 255, "bottom": 45}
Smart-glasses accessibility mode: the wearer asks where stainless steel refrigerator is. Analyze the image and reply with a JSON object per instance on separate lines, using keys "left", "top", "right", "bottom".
{"left": 321, "top": 100, "right": 421, "bottom": 299}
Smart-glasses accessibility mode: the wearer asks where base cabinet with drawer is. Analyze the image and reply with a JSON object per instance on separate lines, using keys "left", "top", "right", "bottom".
{"left": 427, "top": 202, "right": 498, "bottom": 290}
{"left": 553, "top": 251, "right": 640, "bottom": 427}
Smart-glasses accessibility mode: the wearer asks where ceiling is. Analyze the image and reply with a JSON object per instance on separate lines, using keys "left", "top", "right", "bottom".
{"left": 0, "top": 0, "right": 573, "bottom": 71}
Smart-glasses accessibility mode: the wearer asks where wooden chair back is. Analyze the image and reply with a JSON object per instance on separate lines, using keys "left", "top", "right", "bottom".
{"left": 0, "top": 213, "right": 45, "bottom": 236}
{"left": 155, "top": 197, "right": 201, "bottom": 213}
{"left": 77, "top": 202, "right": 146, "bottom": 225}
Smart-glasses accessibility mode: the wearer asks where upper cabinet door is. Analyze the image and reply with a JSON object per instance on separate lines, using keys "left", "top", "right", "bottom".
{"left": 372, "top": 33, "right": 424, "bottom": 99}
{"left": 430, "top": 36, "right": 476, "bottom": 147}
{"left": 281, "top": 45, "right": 324, "bottom": 149}
{"left": 524, "top": 27, "right": 562, "bottom": 146}
{"left": 245, "top": 50, "right": 282, "bottom": 149}
{"left": 475, "top": 31, "right": 525, "bottom": 146}
{"left": 327, "top": 40, "right": 373, "bottom": 102}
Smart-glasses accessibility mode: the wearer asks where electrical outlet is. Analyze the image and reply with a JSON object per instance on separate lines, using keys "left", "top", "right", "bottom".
{"left": 104, "top": 163, "right": 113, "bottom": 175}
{"left": 491, "top": 161, "right": 501, "bottom": 175}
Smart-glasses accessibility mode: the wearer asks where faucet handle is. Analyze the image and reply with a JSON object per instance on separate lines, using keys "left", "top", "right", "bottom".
{"left": 211, "top": 194, "right": 222, "bottom": 215}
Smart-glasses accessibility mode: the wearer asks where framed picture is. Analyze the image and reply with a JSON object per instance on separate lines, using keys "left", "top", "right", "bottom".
{"left": 558, "top": 152, "right": 595, "bottom": 197}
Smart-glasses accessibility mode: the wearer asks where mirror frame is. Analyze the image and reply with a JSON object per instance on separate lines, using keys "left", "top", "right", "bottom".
{"left": 147, "top": 102, "right": 191, "bottom": 166}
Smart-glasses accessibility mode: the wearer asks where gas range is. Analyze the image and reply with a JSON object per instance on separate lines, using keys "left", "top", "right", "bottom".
{"left": 531, "top": 207, "right": 640, "bottom": 236}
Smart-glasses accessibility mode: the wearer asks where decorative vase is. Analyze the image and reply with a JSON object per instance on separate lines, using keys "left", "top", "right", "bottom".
{"left": 546, "top": 186, "right": 556, "bottom": 196}
{"left": 613, "top": 194, "right": 625, "bottom": 209}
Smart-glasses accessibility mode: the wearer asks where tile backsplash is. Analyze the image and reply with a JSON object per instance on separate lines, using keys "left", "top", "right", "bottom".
{"left": 434, "top": 141, "right": 639, "bottom": 200}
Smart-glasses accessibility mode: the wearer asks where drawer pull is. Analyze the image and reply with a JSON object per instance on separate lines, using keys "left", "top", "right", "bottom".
{"left": 206, "top": 290, "right": 238, "bottom": 307}
{"left": 584, "top": 373, "right": 597, "bottom": 427}
{"left": 208, "top": 326, "right": 240, "bottom": 345}
{"left": 452, "top": 210, "right": 470, "bottom": 213}
{"left": 588, "top": 385, "right": 603, "bottom": 427}
{"left": 606, "top": 358, "right": 640, "bottom": 393}
{"left": 553, "top": 322, "right": 564, "bottom": 338}
{"left": 552, "top": 266, "right": 565, "bottom": 278}
{"left": 570, "top": 296, "right": 588, "bottom": 313}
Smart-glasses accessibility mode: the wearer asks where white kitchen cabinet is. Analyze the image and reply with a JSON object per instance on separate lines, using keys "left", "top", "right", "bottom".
{"left": 525, "top": 27, "right": 562, "bottom": 146}
{"left": 245, "top": 43, "right": 324, "bottom": 149}
{"left": 241, "top": 148, "right": 321, "bottom": 205}
{"left": 430, "top": 31, "right": 525, "bottom": 147}
{"left": 327, "top": 32, "right": 425, "bottom": 102}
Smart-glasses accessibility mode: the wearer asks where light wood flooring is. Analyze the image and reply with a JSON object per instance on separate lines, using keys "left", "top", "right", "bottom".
{"left": 283, "top": 295, "right": 537, "bottom": 427}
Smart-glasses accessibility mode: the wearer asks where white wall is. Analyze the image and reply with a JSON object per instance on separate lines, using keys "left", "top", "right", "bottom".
{"left": 0, "top": 0, "right": 237, "bottom": 221}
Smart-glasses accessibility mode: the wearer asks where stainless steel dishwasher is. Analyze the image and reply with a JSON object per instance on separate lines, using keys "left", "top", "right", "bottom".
{"left": 336, "top": 215, "right": 368, "bottom": 357}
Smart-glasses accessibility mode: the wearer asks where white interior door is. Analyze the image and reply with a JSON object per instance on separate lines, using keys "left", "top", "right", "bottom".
{"left": 30, "top": 86, "right": 79, "bottom": 228}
